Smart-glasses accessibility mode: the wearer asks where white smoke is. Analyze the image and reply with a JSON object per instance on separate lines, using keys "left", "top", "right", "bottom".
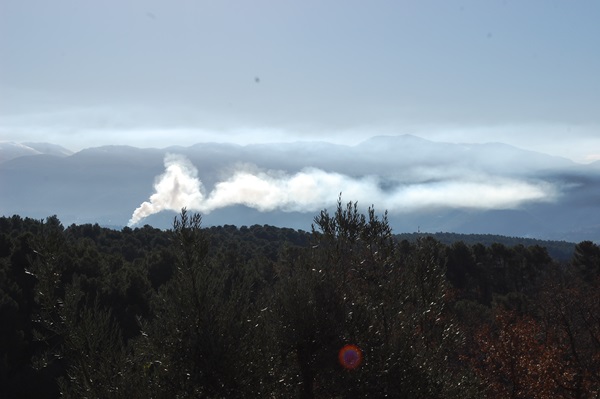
{"left": 128, "top": 154, "right": 206, "bottom": 226}
{"left": 128, "top": 154, "right": 556, "bottom": 226}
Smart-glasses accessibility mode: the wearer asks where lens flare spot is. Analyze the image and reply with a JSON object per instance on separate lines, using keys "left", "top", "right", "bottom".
{"left": 338, "top": 344, "right": 363, "bottom": 370}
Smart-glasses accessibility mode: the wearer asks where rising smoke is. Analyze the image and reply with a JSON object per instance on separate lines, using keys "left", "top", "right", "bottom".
{"left": 127, "top": 154, "right": 556, "bottom": 226}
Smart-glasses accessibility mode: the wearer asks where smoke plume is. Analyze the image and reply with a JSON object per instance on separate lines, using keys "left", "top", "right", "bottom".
{"left": 128, "top": 154, "right": 556, "bottom": 226}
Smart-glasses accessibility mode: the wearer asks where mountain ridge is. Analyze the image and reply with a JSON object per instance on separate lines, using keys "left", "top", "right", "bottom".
{"left": 1, "top": 135, "right": 599, "bottom": 242}
{"left": 0, "top": 141, "right": 73, "bottom": 163}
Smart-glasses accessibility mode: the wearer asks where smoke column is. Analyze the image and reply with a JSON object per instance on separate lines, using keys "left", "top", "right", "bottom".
{"left": 128, "top": 154, "right": 556, "bottom": 226}
{"left": 128, "top": 154, "right": 206, "bottom": 226}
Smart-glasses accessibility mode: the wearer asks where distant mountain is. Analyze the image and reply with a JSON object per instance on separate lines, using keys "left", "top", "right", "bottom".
{"left": 0, "top": 141, "right": 73, "bottom": 163}
{"left": 356, "top": 135, "right": 576, "bottom": 176}
{"left": 22, "top": 142, "right": 74, "bottom": 157}
{"left": 1, "top": 135, "right": 599, "bottom": 242}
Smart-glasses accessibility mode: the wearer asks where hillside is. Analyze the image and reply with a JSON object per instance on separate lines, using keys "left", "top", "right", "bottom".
{"left": 395, "top": 232, "right": 576, "bottom": 261}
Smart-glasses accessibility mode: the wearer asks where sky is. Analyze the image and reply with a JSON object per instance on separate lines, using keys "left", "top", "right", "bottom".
{"left": 1, "top": 0, "right": 599, "bottom": 162}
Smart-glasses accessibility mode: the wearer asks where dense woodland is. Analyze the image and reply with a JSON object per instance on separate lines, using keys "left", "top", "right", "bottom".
{"left": 1, "top": 201, "right": 599, "bottom": 398}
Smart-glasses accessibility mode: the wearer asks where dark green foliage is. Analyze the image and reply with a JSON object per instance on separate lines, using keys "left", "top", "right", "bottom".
{"left": 0, "top": 209, "right": 595, "bottom": 398}
{"left": 125, "top": 209, "right": 270, "bottom": 398}
{"left": 572, "top": 240, "right": 600, "bottom": 281}
{"left": 268, "top": 199, "right": 481, "bottom": 398}
{"left": 396, "top": 231, "right": 576, "bottom": 261}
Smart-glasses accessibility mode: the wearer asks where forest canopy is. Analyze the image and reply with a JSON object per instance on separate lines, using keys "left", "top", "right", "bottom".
{"left": 0, "top": 204, "right": 599, "bottom": 398}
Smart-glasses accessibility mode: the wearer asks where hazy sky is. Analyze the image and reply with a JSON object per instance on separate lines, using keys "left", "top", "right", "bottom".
{"left": 1, "top": 0, "right": 599, "bottom": 162}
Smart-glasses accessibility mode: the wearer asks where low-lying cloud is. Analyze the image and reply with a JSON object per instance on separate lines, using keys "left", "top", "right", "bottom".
{"left": 128, "top": 154, "right": 557, "bottom": 226}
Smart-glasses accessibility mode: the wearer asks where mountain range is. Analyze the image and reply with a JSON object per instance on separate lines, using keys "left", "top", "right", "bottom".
{"left": 1, "top": 135, "right": 599, "bottom": 242}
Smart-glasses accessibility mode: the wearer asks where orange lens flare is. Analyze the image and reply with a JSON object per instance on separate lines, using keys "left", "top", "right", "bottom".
{"left": 338, "top": 344, "right": 363, "bottom": 370}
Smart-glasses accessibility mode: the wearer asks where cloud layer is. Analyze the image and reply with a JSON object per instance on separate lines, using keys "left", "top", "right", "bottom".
{"left": 128, "top": 154, "right": 556, "bottom": 226}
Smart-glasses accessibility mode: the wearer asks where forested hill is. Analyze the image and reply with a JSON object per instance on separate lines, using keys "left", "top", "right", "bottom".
{"left": 1, "top": 210, "right": 599, "bottom": 398}
{"left": 395, "top": 232, "right": 576, "bottom": 261}
{"left": 1, "top": 213, "right": 576, "bottom": 262}
{"left": 207, "top": 226, "right": 577, "bottom": 262}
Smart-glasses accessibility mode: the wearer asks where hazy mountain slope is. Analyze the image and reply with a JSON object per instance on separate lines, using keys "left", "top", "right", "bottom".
{"left": 1, "top": 146, "right": 165, "bottom": 225}
{"left": 1, "top": 135, "right": 598, "bottom": 241}
{"left": 0, "top": 142, "right": 73, "bottom": 163}
{"left": 22, "top": 142, "right": 73, "bottom": 157}
{"left": 357, "top": 135, "right": 576, "bottom": 177}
